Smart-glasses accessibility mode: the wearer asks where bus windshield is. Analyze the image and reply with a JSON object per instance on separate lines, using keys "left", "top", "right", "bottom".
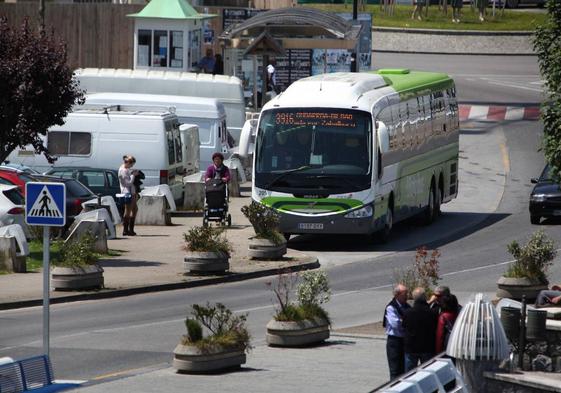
{"left": 255, "top": 108, "right": 372, "bottom": 192}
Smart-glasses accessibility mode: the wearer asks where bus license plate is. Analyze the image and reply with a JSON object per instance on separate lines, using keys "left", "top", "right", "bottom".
{"left": 298, "top": 223, "right": 323, "bottom": 230}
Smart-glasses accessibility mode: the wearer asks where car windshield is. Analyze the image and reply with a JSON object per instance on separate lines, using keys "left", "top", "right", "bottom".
{"left": 3, "top": 188, "right": 24, "bottom": 205}
{"left": 539, "top": 165, "right": 560, "bottom": 182}
{"left": 66, "top": 179, "right": 95, "bottom": 197}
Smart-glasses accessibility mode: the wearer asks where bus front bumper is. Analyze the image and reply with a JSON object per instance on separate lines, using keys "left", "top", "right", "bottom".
{"left": 278, "top": 212, "right": 380, "bottom": 235}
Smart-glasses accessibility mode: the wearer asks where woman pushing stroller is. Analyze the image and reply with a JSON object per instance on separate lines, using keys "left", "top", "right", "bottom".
{"left": 205, "top": 152, "right": 231, "bottom": 184}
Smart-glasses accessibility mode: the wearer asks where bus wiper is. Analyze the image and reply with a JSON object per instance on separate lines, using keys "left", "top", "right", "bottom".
{"left": 266, "top": 166, "right": 312, "bottom": 188}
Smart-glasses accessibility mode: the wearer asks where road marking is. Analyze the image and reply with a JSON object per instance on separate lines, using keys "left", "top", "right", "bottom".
{"left": 485, "top": 80, "right": 543, "bottom": 93}
{"left": 500, "top": 142, "right": 510, "bottom": 175}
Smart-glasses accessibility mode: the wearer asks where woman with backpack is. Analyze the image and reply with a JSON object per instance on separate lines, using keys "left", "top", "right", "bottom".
{"left": 435, "top": 294, "right": 460, "bottom": 353}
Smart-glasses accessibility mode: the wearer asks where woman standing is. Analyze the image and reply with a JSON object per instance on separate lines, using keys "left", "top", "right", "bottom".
{"left": 118, "top": 155, "right": 139, "bottom": 236}
{"left": 435, "top": 294, "right": 460, "bottom": 353}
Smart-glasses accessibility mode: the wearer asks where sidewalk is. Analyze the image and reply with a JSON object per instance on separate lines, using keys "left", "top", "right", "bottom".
{"left": 0, "top": 191, "right": 318, "bottom": 310}
{"left": 64, "top": 333, "right": 390, "bottom": 393}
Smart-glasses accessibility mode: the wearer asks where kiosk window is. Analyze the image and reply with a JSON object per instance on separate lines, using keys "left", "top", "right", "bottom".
{"left": 153, "top": 30, "right": 168, "bottom": 67}
{"left": 137, "top": 30, "right": 151, "bottom": 67}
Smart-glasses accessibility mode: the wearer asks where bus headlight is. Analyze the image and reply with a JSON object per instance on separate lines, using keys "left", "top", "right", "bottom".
{"left": 344, "top": 205, "right": 373, "bottom": 219}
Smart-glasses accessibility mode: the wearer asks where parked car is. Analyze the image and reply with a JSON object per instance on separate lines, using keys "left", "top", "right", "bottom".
{"left": 529, "top": 164, "right": 561, "bottom": 225}
{"left": 33, "top": 176, "right": 97, "bottom": 225}
{"left": 0, "top": 163, "right": 41, "bottom": 174}
{"left": 44, "top": 167, "right": 120, "bottom": 198}
{"left": 0, "top": 167, "right": 38, "bottom": 195}
{"left": 0, "top": 184, "right": 25, "bottom": 228}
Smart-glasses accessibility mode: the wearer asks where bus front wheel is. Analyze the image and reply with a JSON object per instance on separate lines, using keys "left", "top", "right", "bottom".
{"left": 379, "top": 207, "right": 393, "bottom": 244}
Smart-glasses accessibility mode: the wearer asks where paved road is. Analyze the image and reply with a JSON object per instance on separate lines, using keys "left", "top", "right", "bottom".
{"left": 1, "top": 53, "right": 558, "bottom": 392}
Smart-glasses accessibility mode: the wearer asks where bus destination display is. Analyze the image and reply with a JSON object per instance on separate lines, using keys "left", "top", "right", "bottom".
{"left": 275, "top": 111, "right": 357, "bottom": 128}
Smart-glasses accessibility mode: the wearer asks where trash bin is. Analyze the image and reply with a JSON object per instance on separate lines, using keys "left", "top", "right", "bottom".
{"left": 500, "top": 307, "right": 520, "bottom": 343}
{"left": 526, "top": 309, "right": 547, "bottom": 341}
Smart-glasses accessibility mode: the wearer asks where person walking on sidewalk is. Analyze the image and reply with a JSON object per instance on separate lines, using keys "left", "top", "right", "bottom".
{"left": 402, "top": 287, "right": 437, "bottom": 371}
{"left": 118, "top": 155, "right": 139, "bottom": 236}
{"left": 383, "top": 283, "right": 411, "bottom": 380}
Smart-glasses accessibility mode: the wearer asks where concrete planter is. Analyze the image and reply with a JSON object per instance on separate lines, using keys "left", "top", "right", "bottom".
{"left": 266, "top": 317, "right": 330, "bottom": 347}
{"left": 496, "top": 276, "right": 548, "bottom": 301}
{"left": 51, "top": 265, "right": 104, "bottom": 290}
{"left": 172, "top": 343, "right": 246, "bottom": 373}
{"left": 184, "top": 251, "right": 229, "bottom": 274}
{"left": 248, "top": 237, "right": 287, "bottom": 260}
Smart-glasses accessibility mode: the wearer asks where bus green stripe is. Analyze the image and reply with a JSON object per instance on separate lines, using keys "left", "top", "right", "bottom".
{"left": 261, "top": 197, "right": 363, "bottom": 213}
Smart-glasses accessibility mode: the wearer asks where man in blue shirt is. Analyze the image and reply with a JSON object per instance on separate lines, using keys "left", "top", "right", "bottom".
{"left": 383, "top": 283, "right": 410, "bottom": 380}
{"left": 198, "top": 48, "right": 215, "bottom": 74}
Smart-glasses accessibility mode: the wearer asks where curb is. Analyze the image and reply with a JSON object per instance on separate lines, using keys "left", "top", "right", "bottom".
{"left": 373, "top": 26, "right": 533, "bottom": 36}
{"left": 0, "top": 258, "right": 320, "bottom": 311}
{"left": 372, "top": 26, "right": 535, "bottom": 56}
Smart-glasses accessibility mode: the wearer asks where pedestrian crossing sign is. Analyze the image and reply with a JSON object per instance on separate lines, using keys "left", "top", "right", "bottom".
{"left": 26, "top": 182, "right": 66, "bottom": 226}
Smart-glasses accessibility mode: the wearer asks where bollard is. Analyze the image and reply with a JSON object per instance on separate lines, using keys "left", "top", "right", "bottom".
{"left": 518, "top": 295, "right": 527, "bottom": 370}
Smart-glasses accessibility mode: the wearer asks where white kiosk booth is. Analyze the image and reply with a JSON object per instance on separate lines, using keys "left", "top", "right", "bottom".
{"left": 128, "top": 0, "right": 216, "bottom": 72}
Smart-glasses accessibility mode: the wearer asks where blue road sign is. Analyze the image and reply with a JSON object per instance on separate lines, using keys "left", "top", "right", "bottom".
{"left": 26, "top": 182, "right": 66, "bottom": 227}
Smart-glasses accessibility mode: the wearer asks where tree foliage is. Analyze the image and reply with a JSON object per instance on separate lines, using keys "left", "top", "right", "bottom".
{"left": 0, "top": 17, "right": 84, "bottom": 164}
{"left": 533, "top": 1, "right": 561, "bottom": 178}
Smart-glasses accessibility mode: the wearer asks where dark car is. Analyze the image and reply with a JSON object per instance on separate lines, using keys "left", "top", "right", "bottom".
{"left": 529, "top": 164, "right": 561, "bottom": 225}
{"left": 33, "top": 175, "right": 97, "bottom": 225}
{"left": 44, "top": 167, "right": 120, "bottom": 198}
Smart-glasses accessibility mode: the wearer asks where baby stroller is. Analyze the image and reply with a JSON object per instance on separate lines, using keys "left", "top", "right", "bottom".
{"left": 203, "top": 178, "right": 232, "bottom": 227}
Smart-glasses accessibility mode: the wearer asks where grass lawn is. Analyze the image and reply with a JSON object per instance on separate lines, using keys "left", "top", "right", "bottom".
{"left": 25, "top": 240, "right": 123, "bottom": 272}
{"left": 305, "top": 4, "right": 547, "bottom": 31}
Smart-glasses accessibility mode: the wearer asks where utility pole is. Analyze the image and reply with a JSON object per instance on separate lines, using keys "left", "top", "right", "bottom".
{"left": 350, "top": 0, "right": 358, "bottom": 72}
{"left": 39, "top": 0, "right": 45, "bottom": 30}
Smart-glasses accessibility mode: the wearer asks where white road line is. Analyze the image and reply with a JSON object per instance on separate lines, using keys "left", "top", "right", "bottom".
{"left": 486, "top": 80, "right": 543, "bottom": 92}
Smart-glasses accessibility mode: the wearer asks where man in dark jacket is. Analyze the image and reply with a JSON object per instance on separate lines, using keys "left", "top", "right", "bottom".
{"left": 402, "top": 287, "right": 437, "bottom": 372}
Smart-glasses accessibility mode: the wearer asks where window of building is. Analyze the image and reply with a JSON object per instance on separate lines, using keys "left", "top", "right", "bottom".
{"left": 153, "top": 30, "right": 168, "bottom": 67}
{"left": 138, "top": 29, "right": 152, "bottom": 67}
{"left": 170, "top": 31, "right": 183, "bottom": 69}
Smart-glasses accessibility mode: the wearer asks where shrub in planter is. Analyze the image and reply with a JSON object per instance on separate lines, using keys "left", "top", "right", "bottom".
{"left": 393, "top": 246, "right": 441, "bottom": 297}
{"left": 173, "top": 302, "right": 251, "bottom": 373}
{"left": 51, "top": 232, "right": 104, "bottom": 290}
{"left": 266, "top": 270, "right": 331, "bottom": 347}
{"left": 241, "top": 202, "right": 286, "bottom": 259}
{"left": 497, "top": 230, "right": 557, "bottom": 300}
{"left": 183, "top": 226, "right": 232, "bottom": 274}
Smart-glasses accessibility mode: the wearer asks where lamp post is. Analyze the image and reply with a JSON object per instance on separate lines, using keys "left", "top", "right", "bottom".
{"left": 350, "top": 0, "right": 358, "bottom": 73}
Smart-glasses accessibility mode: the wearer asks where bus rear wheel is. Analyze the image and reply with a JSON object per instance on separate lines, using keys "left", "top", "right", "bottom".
{"left": 423, "top": 185, "right": 437, "bottom": 225}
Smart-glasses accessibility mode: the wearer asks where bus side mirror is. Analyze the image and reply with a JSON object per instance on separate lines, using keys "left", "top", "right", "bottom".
{"left": 377, "top": 121, "right": 390, "bottom": 155}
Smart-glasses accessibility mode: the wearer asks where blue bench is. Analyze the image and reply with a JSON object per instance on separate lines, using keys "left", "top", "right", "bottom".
{"left": 0, "top": 355, "right": 79, "bottom": 393}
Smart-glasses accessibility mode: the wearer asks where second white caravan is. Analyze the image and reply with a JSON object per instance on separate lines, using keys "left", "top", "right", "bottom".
{"left": 74, "top": 68, "right": 246, "bottom": 143}
{"left": 85, "top": 93, "right": 228, "bottom": 171}
{"left": 7, "top": 107, "right": 186, "bottom": 202}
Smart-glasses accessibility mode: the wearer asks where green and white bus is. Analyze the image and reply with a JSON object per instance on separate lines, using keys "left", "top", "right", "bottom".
{"left": 252, "top": 69, "right": 459, "bottom": 241}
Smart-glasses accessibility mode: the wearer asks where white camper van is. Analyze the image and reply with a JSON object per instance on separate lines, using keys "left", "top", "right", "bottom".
{"left": 85, "top": 93, "right": 227, "bottom": 171}
{"left": 74, "top": 68, "right": 246, "bottom": 143}
{"left": 8, "top": 107, "right": 186, "bottom": 202}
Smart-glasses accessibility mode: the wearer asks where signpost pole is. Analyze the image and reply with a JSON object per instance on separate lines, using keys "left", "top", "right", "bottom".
{"left": 43, "top": 225, "right": 50, "bottom": 357}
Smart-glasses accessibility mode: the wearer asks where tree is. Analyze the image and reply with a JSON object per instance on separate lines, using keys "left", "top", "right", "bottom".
{"left": 0, "top": 17, "right": 84, "bottom": 164}
{"left": 533, "top": 1, "right": 561, "bottom": 178}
